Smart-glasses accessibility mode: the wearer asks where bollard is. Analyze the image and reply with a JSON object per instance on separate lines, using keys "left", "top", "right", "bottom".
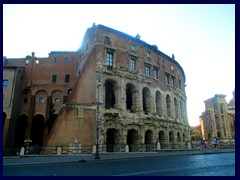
{"left": 157, "top": 142, "right": 161, "bottom": 151}
{"left": 57, "top": 147, "right": 62, "bottom": 155}
{"left": 19, "top": 147, "right": 25, "bottom": 156}
{"left": 125, "top": 145, "right": 129, "bottom": 153}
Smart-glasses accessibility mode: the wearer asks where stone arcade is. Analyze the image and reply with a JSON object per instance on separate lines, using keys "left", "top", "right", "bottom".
{"left": 3, "top": 24, "right": 190, "bottom": 154}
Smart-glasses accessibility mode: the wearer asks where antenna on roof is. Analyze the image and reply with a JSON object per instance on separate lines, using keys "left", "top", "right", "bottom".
{"left": 172, "top": 53, "right": 175, "bottom": 59}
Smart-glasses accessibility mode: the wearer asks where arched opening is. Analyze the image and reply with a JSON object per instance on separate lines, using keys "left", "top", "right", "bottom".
{"left": 169, "top": 131, "right": 174, "bottom": 142}
{"left": 105, "top": 80, "right": 116, "bottom": 109}
{"left": 126, "top": 83, "right": 136, "bottom": 112}
{"left": 30, "top": 114, "right": 45, "bottom": 147}
{"left": 182, "top": 133, "right": 186, "bottom": 142}
{"left": 145, "top": 130, "right": 154, "bottom": 151}
{"left": 142, "top": 87, "right": 151, "bottom": 115}
{"left": 127, "top": 129, "right": 138, "bottom": 152}
{"left": 166, "top": 95, "right": 171, "bottom": 117}
{"left": 177, "top": 132, "right": 181, "bottom": 142}
{"left": 159, "top": 131, "right": 165, "bottom": 144}
{"left": 106, "top": 128, "right": 119, "bottom": 152}
{"left": 14, "top": 115, "right": 28, "bottom": 148}
{"left": 155, "top": 91, "right": 162, "bottom": 116}
{"left": 68, "top": 89, "right": 73, "bottom": 95}
{"left": 174, "top": 98, "right": 178, "bottom": 119}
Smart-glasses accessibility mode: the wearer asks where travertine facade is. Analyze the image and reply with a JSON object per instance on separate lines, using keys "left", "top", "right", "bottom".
{"left": 3, "top": 24, "right": 190, "bottom": 153}
{"left": 199, "top": 93, "right": 235, "bottom": 140}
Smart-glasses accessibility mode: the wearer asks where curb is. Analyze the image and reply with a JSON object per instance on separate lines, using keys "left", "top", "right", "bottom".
{"left": 3, "top": 150, "right": 235, "bottom": 167}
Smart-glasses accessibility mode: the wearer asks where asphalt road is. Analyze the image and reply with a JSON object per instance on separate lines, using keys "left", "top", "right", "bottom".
{"left": 3, "top": 153, "right": 235, "bottom": 176}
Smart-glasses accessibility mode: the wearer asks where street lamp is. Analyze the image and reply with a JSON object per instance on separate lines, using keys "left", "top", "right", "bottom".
{"left": 24, "top": 137, "right": 32, "bottom": 154}
{"left": 92, "top": 71, "right": 102, "bottom": 159}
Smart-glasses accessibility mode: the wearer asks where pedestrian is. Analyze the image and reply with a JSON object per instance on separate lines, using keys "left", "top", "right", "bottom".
{"left": 212, "top": 137, "right": 218, "bottom": 150}
{"left": 200, "top": 140, "right": 206, "bottom": 151}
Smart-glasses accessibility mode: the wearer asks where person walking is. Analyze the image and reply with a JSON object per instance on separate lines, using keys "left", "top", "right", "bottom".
{"left": 200, "top": 140, "right": 207, "bottom": 151}
{"left": 212, "top": 137, "right": 219, "bottom": 150}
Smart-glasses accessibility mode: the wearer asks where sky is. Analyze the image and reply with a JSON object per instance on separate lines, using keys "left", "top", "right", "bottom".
{"left": 3, "top": 4, "right": 235, "bottom": 126}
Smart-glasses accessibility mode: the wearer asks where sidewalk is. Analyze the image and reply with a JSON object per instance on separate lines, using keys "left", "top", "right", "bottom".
{"left": 3, "top": 148, "right": 235, "bottom": 166}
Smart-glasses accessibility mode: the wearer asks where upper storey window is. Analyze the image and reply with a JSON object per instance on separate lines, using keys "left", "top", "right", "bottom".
{"left": 54, "top": 57, "right": 58, "bottom": 63}
{"left": 178, "top": 80, "right": 182, "bottom": 89}
{"left": 130, "top": 57, "right": 137, "bottom": 71}
{"left": 132, "top": 44, "right": 137, "bottom": 51}
{"left": 154, "top": 68, "right": 158, "bottom": 79}
{"left": 39, "top": 98, "right": 44, "bottom": 103}
{"left": 106, "top": 49, "right": 114, "bottom": 70}
{"left": 147, "top": 52, "right": 151, "bottom": 59}
{"left": 52, "top": 74, "right": 57, "bottom": 83}
{"left": 65, "top": 74, "right": 70, "bottom": 83}
{"left": 64, "top": 57, "right": 69, "bottom": 63}
{"left": 171, "top": 76, "right": 176, "bottom": 87}
{"left": 104, "top": 36, "right": 111, "bottom": 45}
{"left": 165, "top": 73, "right": 170, "bottom": 85}
{"left": 162, "top": 60, "right": 165, "bottom": 65}
{"left": 145, "top": 64, "right": 151, "bottom": 77}
{"left": 3, "top": 80, "right": 8, "bottom": 86}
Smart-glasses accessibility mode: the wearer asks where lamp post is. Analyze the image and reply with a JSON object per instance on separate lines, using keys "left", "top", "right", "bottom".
{"left": 24, "top": 137, "right": 32, "bottom": 154}
{"left": 92, "top": 71, "right": 102, "bottom": 159}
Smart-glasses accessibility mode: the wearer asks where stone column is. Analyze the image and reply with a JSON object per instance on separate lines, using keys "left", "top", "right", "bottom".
{"left": 138, "top": 81, "right": 143, "bottom": 113}
{"left": 177, "top": 98, "right": 181, "bottom": 122}
{"left": 217, "top": 104, "right": 225, "bottom": 138}
{"left": 170, "top": 96, "right": 174, "bottom": 119}
{"left": 114, "top": 85, "right": 120, "bottom": 109}
{"left": 120, "top": 77, "right": 126, "bottom": 110}
{"left": 211, "top": 105, "right": 217, "bottom": 137}
{"left": 162, "top": 96, "right": 167, "bottom": 118}
{"left": 150, "top": 91, "right": 155, "bottom": 115}
{"left": 223, "top": 104, "right": 231, "bottom": 138}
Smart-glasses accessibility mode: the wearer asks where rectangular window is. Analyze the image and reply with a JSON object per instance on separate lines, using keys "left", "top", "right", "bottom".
{"left": 130, "top": 58, "right": 136, "bottom": 70}
{"left": 3, "top": 80, "right": 8, "bottom": 86}
{"left": 54, "top": 57, "right": 58, "bottom": 63}
{"left": 132, "top": 44, "right": 136, "bottom": 51}
{"left": 54, "top": 97, "right": 60, "bottom": 104}
{"left": 165, "top": 74, "right": 170, "bottom": 85}
{"left": 52, "top": 74, "right": 57, "bottom": 83}
{"left": 178, "top": 80, "right": 182, "bottom": 89}
{"left": 72, "top": 57, "right": 76, "bottom": 63}
{"left": 154, "top": 68, "right": 158, "bottom": 79}
{"left": 171, "top": 76, "right": 175, "bottom": 87}
{"left": 147, "top": 52, "right": 151, "bottom": 58}
{"left": 145, "top": 64, "right": 151, "bottom": 76}
{"left": 39, "top": 98, "right": 44, "bottom": 103}
{"left": 162, "top": 60, "right": 165, "bottom": 65}
{"left": 65, "top": 74, "right": 70, "bottom": 83}
{"left": 106, "top": 50, "right": 113, "bottom": 70}
{"left": 104, "top": 36, "right": 111, "bottom": 45}
{"left": 64, "top": 57, "right": 68, "bottom": 62}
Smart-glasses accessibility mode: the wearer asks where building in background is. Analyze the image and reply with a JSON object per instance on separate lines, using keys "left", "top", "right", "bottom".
{"left": 3, "top": 24, "right": 190, "bottom": 154}
{"left": 199, "top": 92, "right": 235, "bottom": 140}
